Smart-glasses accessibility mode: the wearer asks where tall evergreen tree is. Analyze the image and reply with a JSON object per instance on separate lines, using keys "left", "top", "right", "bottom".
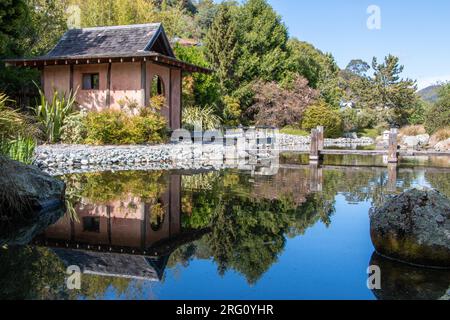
{"left": 236, "top": 0, "right": 289, "bottom": 83}
{"left": 204, "top": 3, "right": 239, "bottom": 95}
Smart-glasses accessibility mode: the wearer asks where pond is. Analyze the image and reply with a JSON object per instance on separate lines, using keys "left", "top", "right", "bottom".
{"left": 1, "top": 154, "right": 449, "bottom": 300}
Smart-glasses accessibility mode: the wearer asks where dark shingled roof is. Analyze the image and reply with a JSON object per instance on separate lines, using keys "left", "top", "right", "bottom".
{"left": 4, "top": 23, "right": 212, "bottom": 73}
{"left": 46, "top": 23, "right": 172, "bottom": 58}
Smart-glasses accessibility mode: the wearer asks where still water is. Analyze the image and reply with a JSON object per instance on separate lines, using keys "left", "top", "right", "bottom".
{"left": 1, "top": 154, "right": 449, "bottom": 300}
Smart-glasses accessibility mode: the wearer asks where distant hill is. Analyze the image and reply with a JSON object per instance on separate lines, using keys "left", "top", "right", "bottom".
{"left": 418, "top": 85, "right": 442, "bottom": 103}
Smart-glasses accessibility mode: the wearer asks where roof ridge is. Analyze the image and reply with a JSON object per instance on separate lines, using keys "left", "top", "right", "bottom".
{"left": 72, "top": 23, "right": 161, "bottom": 32}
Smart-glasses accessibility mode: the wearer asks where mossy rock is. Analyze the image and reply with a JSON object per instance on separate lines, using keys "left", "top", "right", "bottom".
{"left": 370, "top": 189, "right": 450, "bottom": 268}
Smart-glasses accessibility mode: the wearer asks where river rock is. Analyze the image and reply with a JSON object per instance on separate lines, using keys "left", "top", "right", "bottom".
{"left": 369, "top": 189, "right": 450, "bottom": 268}
{"left": 0, "top": 156, "right": 66, "bottom": 245}
{"left": 434, "top": 138, "right": 450, "bottom": 152}
{"left": 402, "top": 134, "right": 430, "bottom": 149}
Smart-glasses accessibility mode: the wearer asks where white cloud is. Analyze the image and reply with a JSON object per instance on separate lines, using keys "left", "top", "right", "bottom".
{"left": 417, "top": 75, "right": 450, "bottom": 90}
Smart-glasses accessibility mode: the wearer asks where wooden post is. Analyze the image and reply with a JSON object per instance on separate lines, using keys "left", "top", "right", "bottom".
{"left": 317, "top": 126, "right": 324, "bottom": 151}
{"left": 106, "top": 63, "right": 111, "bottom": 108}
{"left": 310, "top": 129, "right": 319, "bottom": 163}
{"left": 388, "top": 128, "right": 398, "bottom": 163}
{"left": 387, "top": 163, "right": 397, "bottom": 192}
{"left": 140, "top": 61, "right": 147, "bottom": 107}
{"left": 309, "top": 163, "right": 323, "bottom": 192}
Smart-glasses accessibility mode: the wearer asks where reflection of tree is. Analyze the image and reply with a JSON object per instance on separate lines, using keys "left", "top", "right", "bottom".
{"left": 426, "top": 172, "right": 450, "bottom": 198}
{"left": 0, "top": 246, "right": 66, "bottom": 300}
{"left": 75, "top": 274, "right": 145, "bottom": 300}
{"left": 179, "top": 169, "right": 336, "bottom": 284}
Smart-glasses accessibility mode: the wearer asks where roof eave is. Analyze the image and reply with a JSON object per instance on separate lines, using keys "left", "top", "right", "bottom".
{"left": 3, "top": 53, "right": 213, "bottom": 74}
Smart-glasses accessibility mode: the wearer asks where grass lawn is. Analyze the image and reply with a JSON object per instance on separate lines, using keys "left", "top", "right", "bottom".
{"left": 280, "top": 127, "right": 309, "bottom": 136}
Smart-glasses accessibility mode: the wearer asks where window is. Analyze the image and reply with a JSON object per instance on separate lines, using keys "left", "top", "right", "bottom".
{"left": 82, "top": 73, "right": 99, "bottom": 90}
{"left": 150, "top": 75, "right": 165, "bottom": 96}
{"left": 83, "top": 217, "right": 100, "bottom": 233}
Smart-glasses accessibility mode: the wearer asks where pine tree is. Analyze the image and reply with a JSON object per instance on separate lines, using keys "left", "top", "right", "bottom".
{"left": 236, "top": 0, "right": 289, "bottom": 83}
{"left": 204, "top": 3, "right": 239, "bottom": 95}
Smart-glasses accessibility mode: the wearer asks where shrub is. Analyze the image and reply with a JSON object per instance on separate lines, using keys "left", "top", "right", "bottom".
{"left": 84, "top": 109, "right": 167, "bottom": 145}
{"left": 407, "top": 101, "right": 428, "bottom": 125}
{"left": 355, "top": 109, "right": 377, "bottom": 130}
{"left": 222, "top": 95, "right": 241, "bottom": 127}
{"left": 61, "top": 111, "right": 88, "bottom": 144}
{"left": 182, "top": 105, "right": 222, "bottom": 131}
{"left": 249, "top": 76, "right": 319, "bottom": 127}
{"left": 301, "top": 101, "right": 343, "bottom": 138}
{"left": 399, "top": 125, "right": 426, "bottom": 136}
{"left": 34, "top": 87, "right": 77, "bottom": 143}
{"left": 340, "top": 108, "right": 358, "bottom": 132}
{"left": 425, "top": 84, "right": 450, "bottom": 134}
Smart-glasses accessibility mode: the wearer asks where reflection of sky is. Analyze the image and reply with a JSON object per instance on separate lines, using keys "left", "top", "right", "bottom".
{"left": 102, "top": 195, "right": 376, "bottom": 300}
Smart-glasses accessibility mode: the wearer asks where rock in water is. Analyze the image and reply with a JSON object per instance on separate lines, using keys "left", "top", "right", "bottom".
{"left": 0, "top": 157, "right": 66, "bottom": 245}
{"left": 370, "top": 189, "right": 450, "bottom": 268}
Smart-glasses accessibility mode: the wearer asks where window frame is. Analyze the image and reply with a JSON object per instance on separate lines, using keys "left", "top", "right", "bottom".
{"left": 82, "top": 73, "right": 100, "bottom": 90}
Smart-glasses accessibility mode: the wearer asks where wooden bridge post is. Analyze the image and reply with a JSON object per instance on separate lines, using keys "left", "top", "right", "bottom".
{"left": 317, "top": 126, "right": 324, "bottom": 152}
{"left": 388, "top": 128, "right": 399, "bottom": 163}
{"left": 310, "top": 129, "right": 319, "bottom": 163}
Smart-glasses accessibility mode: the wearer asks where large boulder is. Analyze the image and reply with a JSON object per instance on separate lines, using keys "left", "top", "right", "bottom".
{"left": 370, "top": 189, "right": 450, "bottom": 268}
{"left": 0, "top": 157, "right": 66, "bottom": 245}
{"left": 401, "top": 134, "right": 430, "bottom": 150}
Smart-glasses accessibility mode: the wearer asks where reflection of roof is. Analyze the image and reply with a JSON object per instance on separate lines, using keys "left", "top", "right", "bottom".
{"left": 52, "top": 248, "right": 168, "bottom": 281}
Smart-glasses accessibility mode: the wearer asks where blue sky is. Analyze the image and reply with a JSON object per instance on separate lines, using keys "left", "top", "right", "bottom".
{"left": 216, "top": 0, "right": 450, "bottom": 89}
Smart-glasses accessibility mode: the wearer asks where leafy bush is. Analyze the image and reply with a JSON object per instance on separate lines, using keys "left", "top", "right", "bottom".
{"left": 355, "top": 109, "right": 377, "bottom": 130}
{"left": 182, "top": 105, "right": 222, "bottom": 131}
{"left": 340, "top": 108, "right": 358, "bottom": 132}
{"left": 222, "top": 95, "right": 241, "bottom": 127}
{"left": 425, "top": 84, "right": 450, "bottom": 134}
{"left": 61, "top": 111, "right": 88, "bottom": 144}
{"left": 407, "top": 101, "right": 428, "bottom": 125}
{"left": 84, "top": 109, "right": 167, "bottom": 145}
{"left": 34, "top": 87, "right": 77, "bottom": 143}
{"left": 301, "top": 101, "right": 343, "bottom": 138}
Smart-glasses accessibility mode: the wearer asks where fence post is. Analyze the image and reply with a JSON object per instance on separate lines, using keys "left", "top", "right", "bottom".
{"left": 310, "top": 129, "right": 319, "bottom": 163}
{"left": 317, "top": 126, "right": 324, "bottom": 152}
{"left": 388, "top": 128, "right": 398, "bottom": 163}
